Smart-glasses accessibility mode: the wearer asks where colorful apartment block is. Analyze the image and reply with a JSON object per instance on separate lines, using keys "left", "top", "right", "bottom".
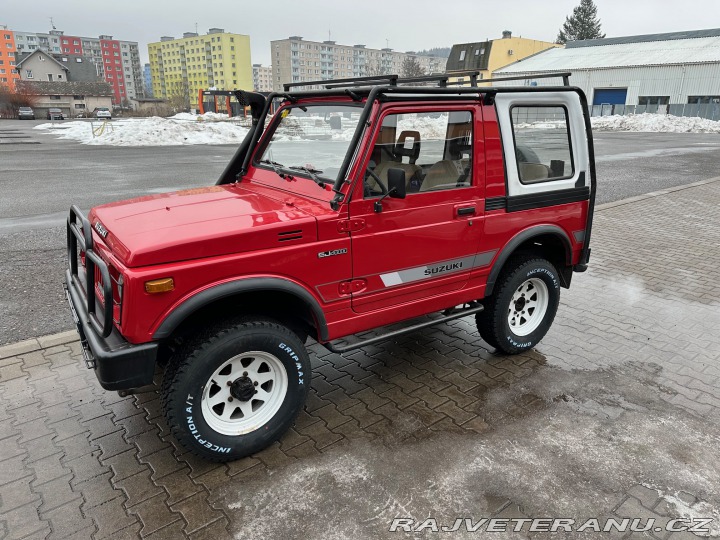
{"left": 11, "top": 29, "right": 143, "bottom": 104}
{"left": 0, "top": 30, "right": 20, "bottom": 88}
{"left": 148, "top": 28, "right": 252, "bottom": 108}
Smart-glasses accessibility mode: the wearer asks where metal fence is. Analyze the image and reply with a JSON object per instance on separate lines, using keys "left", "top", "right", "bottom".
{"left": 591, "top": 103, "right": 720, "bottom": 121}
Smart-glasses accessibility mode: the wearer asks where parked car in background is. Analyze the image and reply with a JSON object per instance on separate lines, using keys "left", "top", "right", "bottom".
{"left": 18, "top": 107, "right": 35, "bottom": 120}
{"left": 94, "top": 107, "right": 112, "bottom": 120}
{"left": 47, "top": 108, "right": 66, "bottom": 120}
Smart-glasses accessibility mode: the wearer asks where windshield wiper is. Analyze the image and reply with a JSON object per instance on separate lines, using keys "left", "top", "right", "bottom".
{"left": 259, "top": 159, "right": 293, "bottom": 179}
{"left": 288, "top": 166, "right": 327, "bottom": 188}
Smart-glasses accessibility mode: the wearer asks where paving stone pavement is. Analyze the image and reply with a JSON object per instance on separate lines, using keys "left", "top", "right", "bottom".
{"left": 1, "top": 181, "right": 719, "bottom": 539}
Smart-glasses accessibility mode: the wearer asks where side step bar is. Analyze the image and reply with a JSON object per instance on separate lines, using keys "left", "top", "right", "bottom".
{"left": 322, "top": 304, "right": 484, "bottom": 355}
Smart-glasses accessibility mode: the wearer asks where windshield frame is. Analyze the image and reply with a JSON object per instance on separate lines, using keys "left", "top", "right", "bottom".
{"left": 252, "top": 101, "right": 364, "bottom": 185}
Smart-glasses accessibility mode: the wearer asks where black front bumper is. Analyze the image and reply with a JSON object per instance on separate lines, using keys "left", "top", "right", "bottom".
{"left": 65, "top": 206, "right": 157, "bottom": 391}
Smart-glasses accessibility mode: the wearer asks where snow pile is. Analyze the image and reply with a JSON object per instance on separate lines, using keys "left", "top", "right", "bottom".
{"left": 34, "top": 114, "right": 250, "bottom": 146}
{"left": 591, "top": 113, "right": 720, "bottom": 133}
{"left": 170, "top": 111, "right": 237, "bottom": 122}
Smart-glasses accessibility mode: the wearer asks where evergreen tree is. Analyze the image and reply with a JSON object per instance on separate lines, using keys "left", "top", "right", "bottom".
{"left": 556, "top": 0, "right": 606, "bottom": 44}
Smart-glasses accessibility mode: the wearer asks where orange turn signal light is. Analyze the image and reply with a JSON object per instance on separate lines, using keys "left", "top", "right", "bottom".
{"left": 144, "top": 278, "right": 175, "bottom": 294}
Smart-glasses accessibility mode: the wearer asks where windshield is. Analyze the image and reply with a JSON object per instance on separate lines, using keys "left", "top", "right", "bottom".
{"left": 258, "top": 104, "right": 362, "bottom": 183}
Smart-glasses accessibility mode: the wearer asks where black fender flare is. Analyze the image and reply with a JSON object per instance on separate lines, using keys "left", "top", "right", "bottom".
{"left": 484, "top": 225, "right": 572, "bottom": 297}
{"left": 152, "top": 277, "right": 329, "bottom": 341}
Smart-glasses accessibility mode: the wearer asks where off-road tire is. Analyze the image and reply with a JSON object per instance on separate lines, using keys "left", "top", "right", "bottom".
{"left": 476, "top": 256, "right": 560, "bottom": 354}
{"left": 162, "top": 319, "right": 311, "bottom": 462}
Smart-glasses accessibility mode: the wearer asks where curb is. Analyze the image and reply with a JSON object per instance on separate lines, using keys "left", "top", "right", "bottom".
{"left": 0, "top": 330, "right": 78, "bottom": 360}
{"left": 1, "top": 176, "right": 719, "bottom": 358}
{"left": 596, "top": 175, "right": 720, "bottom": 212}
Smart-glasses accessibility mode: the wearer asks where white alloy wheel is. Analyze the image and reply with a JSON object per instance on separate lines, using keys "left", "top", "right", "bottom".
{"left": 507, "top": 277, "right": 549, "bottom": 337}
{"left": 201, "top": 351, "right": 288, "bottom": 436}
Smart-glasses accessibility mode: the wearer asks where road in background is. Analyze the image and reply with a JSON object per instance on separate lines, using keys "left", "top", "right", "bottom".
{"left": 2, "top": 119, "right": 719, "bottom": 343}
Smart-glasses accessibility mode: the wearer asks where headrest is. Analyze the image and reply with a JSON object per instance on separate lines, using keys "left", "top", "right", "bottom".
{"left": 448, "top": 137, "right": 472, "bottom": 159}
{"left": 394, "top": 130, "right": 421, "bottom": 163}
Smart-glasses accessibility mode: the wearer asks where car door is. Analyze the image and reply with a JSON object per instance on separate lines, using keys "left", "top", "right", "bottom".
{"left": 348, "top": 103, "right": 489, "bottom": 314}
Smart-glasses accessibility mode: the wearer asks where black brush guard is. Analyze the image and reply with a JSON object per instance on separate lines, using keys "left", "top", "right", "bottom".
{"left": 64, "top": 205, "right": 157, "bottom": 390}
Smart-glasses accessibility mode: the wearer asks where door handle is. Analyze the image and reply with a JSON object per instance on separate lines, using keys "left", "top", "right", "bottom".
{"left": 457, "top": 206, "right": 476, "bottom": 216}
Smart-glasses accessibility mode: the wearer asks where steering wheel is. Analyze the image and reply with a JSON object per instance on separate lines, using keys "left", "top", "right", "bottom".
{"left": 364, "top": 167, "right": 388, "bottom": 196}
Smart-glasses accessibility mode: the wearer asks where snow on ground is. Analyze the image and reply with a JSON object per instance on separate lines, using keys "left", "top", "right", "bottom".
{"left": 34, "top": 111, "right": 720, "bottom": 147}
{"left": 34, "top": 113, "right": 250, "bottom": 146}
{"left": 591, "top": 113, "right": 720, "bottom": 133}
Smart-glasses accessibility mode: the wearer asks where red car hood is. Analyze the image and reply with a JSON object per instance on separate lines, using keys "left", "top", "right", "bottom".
{"left": 89, "top": 185, "right": 317, "bottom": 267}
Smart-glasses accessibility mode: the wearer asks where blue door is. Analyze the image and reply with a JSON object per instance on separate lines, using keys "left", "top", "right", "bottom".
{"left": 592, "top": 88, "right": 627, "bottom": 106}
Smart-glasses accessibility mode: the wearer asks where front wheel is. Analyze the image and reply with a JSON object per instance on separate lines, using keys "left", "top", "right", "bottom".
{"left": 162, "top": 319, "right": 311, "bottom": 462}
{"left": 476, "top": 257, "right": 561, "bottom": 354}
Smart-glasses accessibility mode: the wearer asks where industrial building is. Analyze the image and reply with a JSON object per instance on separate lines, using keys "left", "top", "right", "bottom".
{"left": 147, "top": 29, "right": 252, "bottom": 109}
{"left": 493, "top": 29, "right": 720, "bottom": 118}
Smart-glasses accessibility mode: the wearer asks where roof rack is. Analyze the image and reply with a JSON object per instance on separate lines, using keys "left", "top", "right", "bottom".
{"left": 282, "top": 71, "right": 571, "bottom": 92}
{"left": 283, "top": 70, "right": 485, "bottom": 91}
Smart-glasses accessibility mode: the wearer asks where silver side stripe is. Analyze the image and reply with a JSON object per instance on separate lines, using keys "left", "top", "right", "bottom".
{"left": 379, "top": 250, "right": 497, "bottom": 287}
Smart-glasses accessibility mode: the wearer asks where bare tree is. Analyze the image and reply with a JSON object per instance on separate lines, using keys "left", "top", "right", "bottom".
{"left": 401, "top": 57, "right": 426, "bottom": 78}
{"left": 0, "top": 83, "right": 39, "bottom": 117}
{"left": 166, "top": 80, "right": 190, "bottom": 112}
{"left": 364, "top": 59, "right": 391, "bottom": 77}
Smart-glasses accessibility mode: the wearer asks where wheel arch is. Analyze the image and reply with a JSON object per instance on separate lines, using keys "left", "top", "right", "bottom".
{"left": 485, "top": 225, "right": 573, "bottom": 297}
{"left": 152, "top": 277, "right": 329, "bottom": 342}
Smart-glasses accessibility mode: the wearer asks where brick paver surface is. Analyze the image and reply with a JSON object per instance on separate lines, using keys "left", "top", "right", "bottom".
{"left": 1, "top": 181, "right": 719, "bottom": 539}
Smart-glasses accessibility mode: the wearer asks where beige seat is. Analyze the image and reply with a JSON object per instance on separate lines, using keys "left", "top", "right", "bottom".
{"left": 366, "top": 130, "right": 422, "bottom": 193}
{"left": 519, "top": 162, "right": 551, "bottom": 183}
{"left": 420, "top": 159, "right": 469, "bottom": 192}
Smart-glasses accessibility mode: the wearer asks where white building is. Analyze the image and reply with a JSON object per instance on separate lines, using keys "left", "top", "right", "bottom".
{"left": 270, "top": 36, "right": 447, "bottom": 91}
{"left": 252, "top": 64, "right": 272, "bottom": 92}
{"left": 494, "top": 29, "right": 720, "bottom": 118}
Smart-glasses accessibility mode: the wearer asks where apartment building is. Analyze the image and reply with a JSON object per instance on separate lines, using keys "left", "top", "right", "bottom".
{"left": 147, "top": 29, "right": 252, "bottom": 109}
{"left": 252, "top": 64, "right": 272, "bottom": 92}
{"left": 143, "top": 63, "right": 153, "bottom": 97}
{"left": 0, "top": 29, "right": 20, "bottom": 88}
{"left": 11, "top": 29, "right": 143, "bottom": 103}
{"left": 270, "top": 36, "right": 447, "bottom": 90}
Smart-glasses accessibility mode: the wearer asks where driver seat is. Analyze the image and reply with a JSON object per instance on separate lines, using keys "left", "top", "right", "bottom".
{"left": 367, "top": 130, "right": 422, "bottom": 192}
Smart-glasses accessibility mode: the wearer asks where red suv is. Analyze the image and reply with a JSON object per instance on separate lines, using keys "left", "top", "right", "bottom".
{"left": 65, "top": 71, "right": 596, "bottom": 461}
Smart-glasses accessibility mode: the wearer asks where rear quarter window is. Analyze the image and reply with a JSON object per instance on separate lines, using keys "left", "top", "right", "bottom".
{"left": 511, "top": 106, "right": 574, "bottom": 184}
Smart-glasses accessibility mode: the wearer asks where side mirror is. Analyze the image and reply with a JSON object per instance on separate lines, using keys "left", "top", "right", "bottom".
{"left": 387, "top": 168, "right": 406, "bottom": 199}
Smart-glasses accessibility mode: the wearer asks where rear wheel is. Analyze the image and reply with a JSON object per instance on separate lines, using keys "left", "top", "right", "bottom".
{"left": 162, "top": 319, "right": 310, "bottom": 462}
{"left": 477, "top": 256, "right": 560, "bottom": 354}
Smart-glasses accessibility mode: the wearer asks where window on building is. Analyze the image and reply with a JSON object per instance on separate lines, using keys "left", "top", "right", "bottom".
{"left": 75, "top": 103, "right": 86, "bottom": 109}
{"left": 688, "top": 96, "right": 720, "bottom": 104}
{"left": 0, "top": 69, "right": 4, "bottom": 74}
{"left": 25, "top": 69, "right": 33, "bottom": 78}
{"left": 511, "top": 106, "right": 574, "bottom": 184}
{"left": 50, "top": 95, "right": 61, "bottom": 100}
{"left": 638, "top": 96, "right": 669, "bottom": 106}
{"left": 73, "top": 95, "right": 84, "bottom": 100}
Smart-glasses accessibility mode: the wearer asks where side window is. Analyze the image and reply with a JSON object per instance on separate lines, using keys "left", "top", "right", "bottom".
{"left": 511, "top": 106, "right": 574, "bottom": 184}
{"left": 364, "top": 110, "right": 473, "bottom": 197}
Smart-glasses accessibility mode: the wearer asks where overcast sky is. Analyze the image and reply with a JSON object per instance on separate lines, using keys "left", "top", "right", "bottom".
{"left": 2, "top": 0, "right": 718, "bottom": 66}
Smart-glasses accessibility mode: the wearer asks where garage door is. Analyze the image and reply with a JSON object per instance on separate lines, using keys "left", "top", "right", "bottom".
{"left": 592, "top": 88, "right": 627, "bottom": 106}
